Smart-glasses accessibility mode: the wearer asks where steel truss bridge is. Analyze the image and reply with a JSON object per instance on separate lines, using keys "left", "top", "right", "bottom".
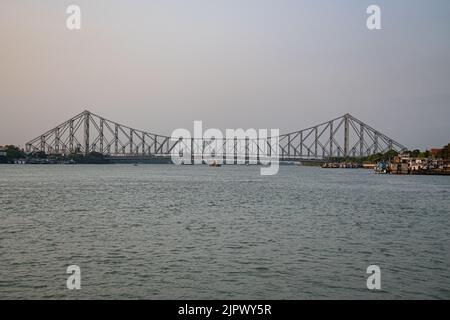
{"left": 25, "top": 110, "right": 406, "bottom": 162}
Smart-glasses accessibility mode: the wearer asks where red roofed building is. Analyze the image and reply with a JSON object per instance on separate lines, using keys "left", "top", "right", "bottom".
{"left": 430, "top": 148, "right": 442, "bottom": 157}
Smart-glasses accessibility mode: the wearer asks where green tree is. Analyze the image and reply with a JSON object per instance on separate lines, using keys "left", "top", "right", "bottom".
{"left": 4, "top": 145, "right": 25, "bottom": 161}
{"left": 410, "top": 149, "right": 420, "bottom": 158}
{"left": 438, "top": 143, "right": 450, "bottom": 159}
{"left": 418, "top": 150, "right": 428, "bottom": 158}
{"left": 381, "top": 150, "right": 398, "bottom": 161}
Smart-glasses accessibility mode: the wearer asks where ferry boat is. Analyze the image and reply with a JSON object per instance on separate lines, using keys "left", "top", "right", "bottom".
{"left": 209, "top": 160, "right": 222, "bottom": 167}
{"left": 374, "top": 162, "right": 389, "bottom": 174}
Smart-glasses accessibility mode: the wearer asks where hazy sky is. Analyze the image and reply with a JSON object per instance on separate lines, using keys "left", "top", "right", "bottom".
{"left": 1, "top": 0, "right": 449, "bottom": 150}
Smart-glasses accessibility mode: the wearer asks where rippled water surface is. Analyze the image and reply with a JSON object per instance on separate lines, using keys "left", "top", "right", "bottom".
{"left": 0, "top": 164, "right": 449, "bottom": 299}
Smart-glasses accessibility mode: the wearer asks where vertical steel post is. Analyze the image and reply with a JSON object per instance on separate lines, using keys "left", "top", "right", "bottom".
{"left": 84, "top": 111, "right": 90, "bottom": 155}
{"left": 166, "top": 138, "right": 170, "bottom": 155}
{"left": 245, "top": 137, "right": 249, "bottom": 164}
{"left": 69, "top": 119, "right": 74, "bottom": 153}
{"left": 300, "top": 131, "right": 303, "bottom": 157}
{"left": 40, "top": 135, "right": 45, "bottom": 152}
{"left": 234, "top": 137, "right": 238, "bottom": 164}
{"left": 287, "top": 134, "right": 291, "bottom": 158}
{"left": 129, "top": 129, "right": 133, "bottom": 154}
{"left": 142, "top": 133, "right": 146, "bottom": 155}
{"left": 114, "top": 124, "right": 119, "bottom": 154}
{"left": 360, "top": 124, "right": 364, "bottom": 157}
{"left": 344, "top": 114, "right": 349, "bottom": 157}
{"left": 99, "top": 119, "right": 104, "bottom": 154}
{"left": 256, "top": 137, "right": 260, "bottom": 164}
{"left": 191, "top": 138, "right": 195, "bottom": 164}
{"left": 329, "top": 121, "right": 333, "bottom": 158}
{"left": 314, "top": 127, "right": 318, "bottom": 158}
{"left": 374, "top": 133, "right": 378, "bottom": 154}
{"left": 55, "top": 127, "right": 60, "bottom": 154}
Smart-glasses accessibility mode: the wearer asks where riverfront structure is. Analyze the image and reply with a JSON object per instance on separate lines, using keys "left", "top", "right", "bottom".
{"left": 25, "top": 110, "right": 406, "bottom": 162}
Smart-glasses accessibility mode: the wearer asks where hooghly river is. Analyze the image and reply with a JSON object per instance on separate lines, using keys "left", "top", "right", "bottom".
{"left": 0, "top": 164, "right": 449, "bottom": 299}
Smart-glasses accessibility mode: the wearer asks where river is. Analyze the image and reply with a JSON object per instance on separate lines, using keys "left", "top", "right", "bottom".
{"left": 0, "top": 164, "right": 449, "bottom": 299}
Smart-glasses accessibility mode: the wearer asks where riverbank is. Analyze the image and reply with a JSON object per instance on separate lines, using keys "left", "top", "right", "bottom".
{"left": 375, "top": 154, "right": 450, "bottom": 176}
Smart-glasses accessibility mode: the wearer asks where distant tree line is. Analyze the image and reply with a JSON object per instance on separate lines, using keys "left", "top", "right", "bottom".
{"left": 0, "top": 145, "right": 26, "bottom": 163}
{"left": 403, "top": 142, "right": 450, "bottom": 160}
{"left": 326, "top": 141, "right": 450, "bottom": 163}
{"left": 1, "top": 141, "right": 449, "bottom": 164}
{"left": 0, "top": 145, "right": 109, "bottom": 164}
{"left": 436, "top": 143, "right": 450, "bottom": 159}
{"left": 327, "top": 150, "right": 399, "bottom": 164}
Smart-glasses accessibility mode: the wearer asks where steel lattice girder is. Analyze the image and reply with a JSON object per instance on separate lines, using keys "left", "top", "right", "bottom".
{"left": 26, "top": 111, "right": 407, "bottom": 159}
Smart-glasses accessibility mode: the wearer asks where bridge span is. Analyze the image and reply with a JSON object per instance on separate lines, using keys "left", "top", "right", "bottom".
{"left": 25, "top": 110, "right": 406, "bottom": 161}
